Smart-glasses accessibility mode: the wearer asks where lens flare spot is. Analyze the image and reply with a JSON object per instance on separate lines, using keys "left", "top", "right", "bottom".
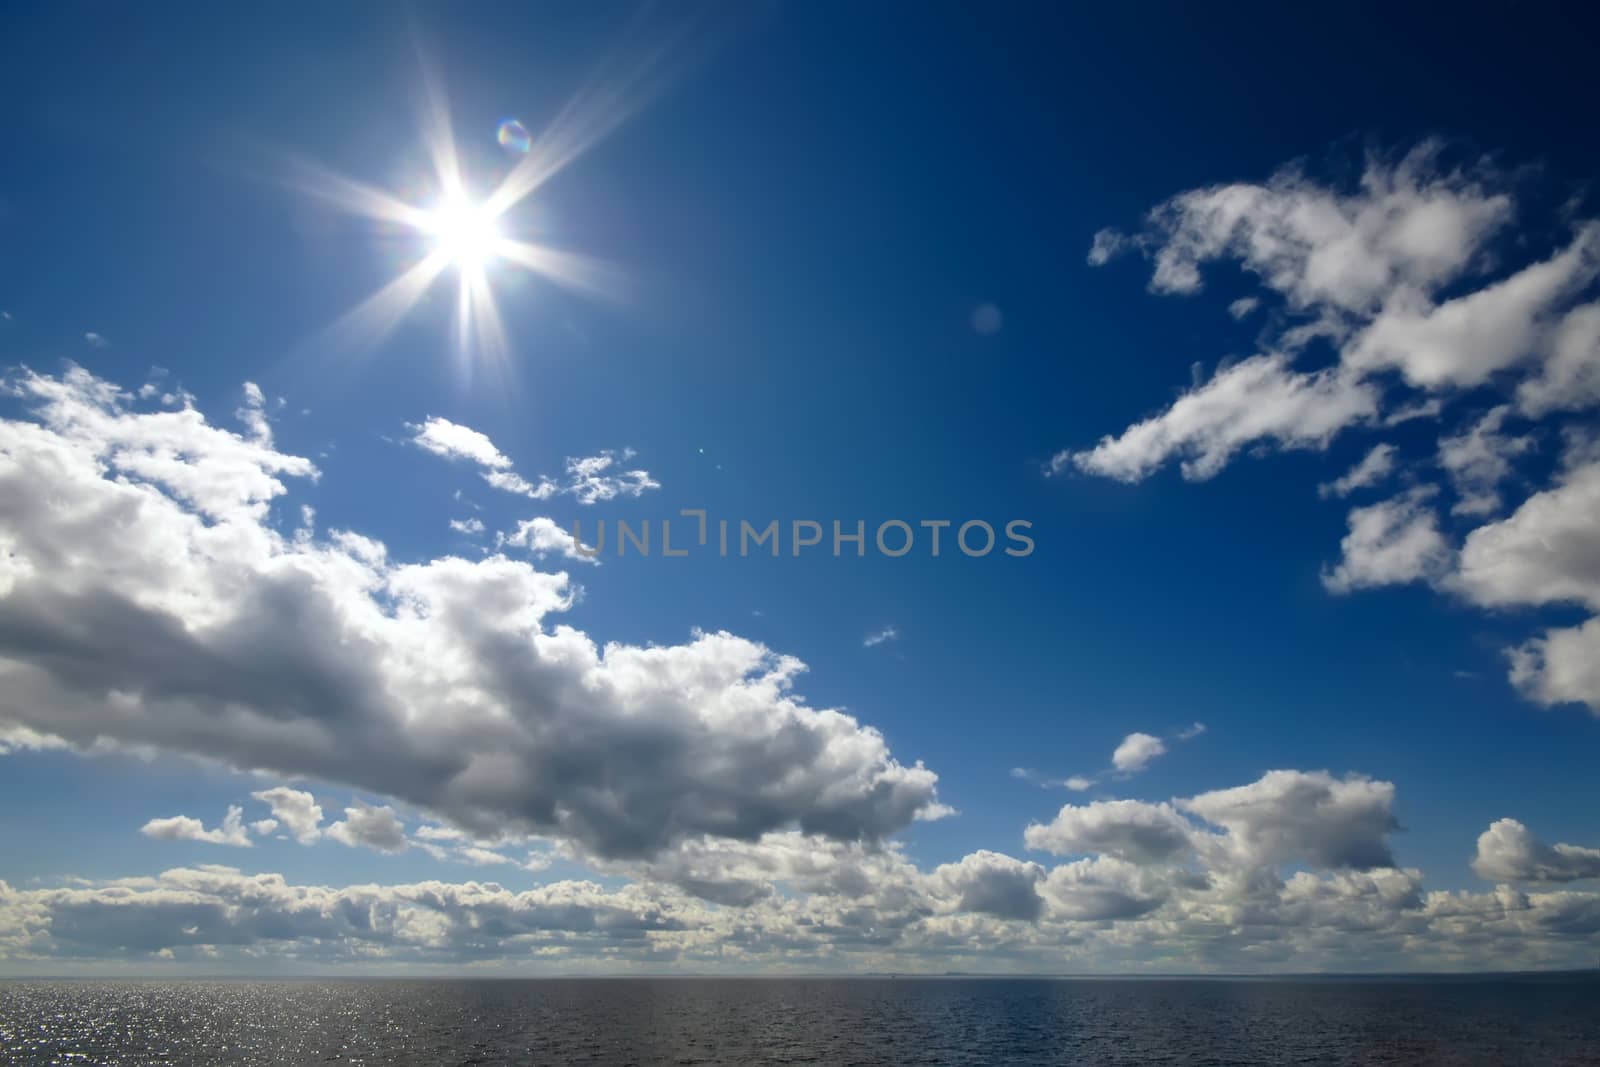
{"left": 497, "top": 118, "right": 532, "bottom": 155}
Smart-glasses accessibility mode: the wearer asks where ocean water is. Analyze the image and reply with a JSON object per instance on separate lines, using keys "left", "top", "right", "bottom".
{"left": 2, "top": 975, "right": 1597, "bottom": 1065}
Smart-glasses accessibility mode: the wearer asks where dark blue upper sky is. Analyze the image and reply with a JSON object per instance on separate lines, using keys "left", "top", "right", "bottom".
{"left": 1, "top": 2, "right": 1598, "bottom": 971}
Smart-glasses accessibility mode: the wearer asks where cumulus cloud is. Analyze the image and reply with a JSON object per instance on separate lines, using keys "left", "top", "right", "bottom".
{"left": 1064, "top": 141, "right": 1600, "bottom": 718}
{"left": 1123, "top": 142, "right": 1513, "bottom": 310}
{"left": 1019, "top": 723, "right": 1205, "bottom": 795}
{"left": 4, "top": 765, "right": 1599, "bottom": 972}
{"left": 1453, "top": 456, "right": 1600, "bottom": 611}
{"left": 1025, "top": 800, "right": 1198, "bottom": 864}
{"left": 1321, "top": 489, "right": 1452, "bottom": 593}
{"left": 1344, "top": 225, "right": 1600, "bottom": 389}
{"left": 250, "top": 787, "right": 323, "bottom": 845}
{"left": 449, "top": 517, "right": 485, "bottom": 536}
{"left": 1181, "top": 770, "right": 1398, "bottom": 870}
{"left": 326, "top": 801, "right": 408, "bottom": 854}
{"left": 0, "top": 368, "right": 944, "bottom": 867}
{"left": 1473, "top": 819, "right": 1600, "bottom": 883}
{"left": 497, "top": 517, "right": 597, "bottom": 565}
{"left": 1507, "top": 617, "right": 1600, "bottom": 713}
{"left": 935, "top": 851, "right": 1046, "bottom": 922}
{"left": 140, "top": 805, "right": 251, "bottom": 848}
{"left": 1111, "top": 732, "right": 1166, "bottom": 773}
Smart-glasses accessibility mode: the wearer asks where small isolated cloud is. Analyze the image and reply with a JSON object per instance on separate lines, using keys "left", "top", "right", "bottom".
{"left": 1228, "top": 297, "right": 1260, "bottom": 320}
{"left": 863, "top": 625, "right": 899, "bottom": 648}
{"left": 1111, "top": 732, "right": 1167, "bottom": 773}
{"left": 449, "top": 517, "right": 485, "bottom": 536}
{"left": 971, "top": 303, "right": 1004, "bottom": 336}
{"left": 250, "top": 787, "right": 323, "bottom": 845}
{"left": 1086, "top": 228, "right": 1132, "bottom": 266}
{"left": 1012, "top": 768, "right": 1095, "bottom": 791}
{"left": 140, "top": 805, "right": 251, "bottom": 848}
{"left": 1053, "top": 354, "right": 1378, "bottom": 482}
{"left": 1473, "top": 818, "right": 1600, "bottom": 883}
{"left": 1322, "top": 488, "right": 1452, "bottom": 593}
{"left": 1318, "top": 444, "right": 1399, "bottom": 499}
{"left": 1438, "top": 406, "right": 1534, "bottom": 517}
{"left": 84, "top": 331, "right": 108, "bottom": 349}
{"left": 498, "top": 517, "right": 597, "bottom": 565}
{"left": 326, "top": 800, "right": 408, "bottom": 854}
{"left": 408, "top": 417, "right": 658, "bottom": 504}
{"left": 1024, "top": 723, "right": 1205, "bottom": 791}
{"left": 235, "top": 382, "right": 272, "bottom": 446}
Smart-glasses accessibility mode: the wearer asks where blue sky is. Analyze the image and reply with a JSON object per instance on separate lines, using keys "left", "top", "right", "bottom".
{"left": 1, "top": 2, "right": 1598, "bottom": 974}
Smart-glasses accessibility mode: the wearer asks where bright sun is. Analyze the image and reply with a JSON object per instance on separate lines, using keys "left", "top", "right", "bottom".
{"left": 425, "top": 195, "right": 501, "bottom": 270}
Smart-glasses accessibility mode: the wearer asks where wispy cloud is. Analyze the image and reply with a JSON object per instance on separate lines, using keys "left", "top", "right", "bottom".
{"left": 408, "top": 417, "right": 658, "bottom": 504}
{"left": 1015, "top": 723, "right": 1208, "bottom": 791}
{"left": 863, "top": 625, "right": 899, "bottom": 648}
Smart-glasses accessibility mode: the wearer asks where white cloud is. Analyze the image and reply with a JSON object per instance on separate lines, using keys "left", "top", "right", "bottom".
{"left": 1318, "top": 443, "right": 1398, "bottom": 499}
{"left": 84, "top": 332, "right": 109, "bottom": 349}
{"left": 408, "top": 418, "right": 658, "bottom": 505}
{"left": 140, "top": 805, "right": 251, "bottom": 848}
{"left": 1453, "top": 457, "right": 1600, "bottom": 612}
{"left": 1507, "top": 617, "right": 1600, "bottom": 715}
{"left": 863, "top": 625, "right": 899, "bottom": 648}
{"left": 1321, "top": 489, "right": 1452, "bottom": 593}
{"left": 1518, "top": 303, "right": 1600, "bottom": 415}
{"left": 0, "top": 369, "right": 944, "bottom": 867}
{"left": 326, "top": 801, "right": 408, "bottom": 854}
{"left": 1111, "top": 732, "right": 1166, "bottom": 773}
{"left": 1181, "top": 770, "right": 1398, "bottom": 870}
{"left": 1437, "top": 406, "right": 1533, "bottom": 516}
{"left": 497, "top": 517, "right": 597, "bottom": 565}
{"left": 1345, "top": 225, "right": 1600, "bottom": 389}
{"left": 558, "top": 450, "right": 660, "bottom": 505}
{"left": 250, "top": 788, "right": 323, "bottom": 845}
{"left": 1127, "top": 143, "right": 1513, "bottom": 311}
{"left": 449, "top": 517, "right": 485, "bottom": 536}
{"left": 1085, "top": 228, "right": 1131, "bottom": 266}
{"left": 409, "top": 416, "right": 515, "bottom": 470}
{"left": 935, "top": 850, "right": 1045, "bottom": 921}
{"left": 1025, "top": 800, "right": 1198, "bottom": 864}
{"left": 1473, "top": 819, "right": 1600, "bottom": 883}
{"left": 235, "top": 381, "right": 272, "bottom": 446}
{"left": 5, "top": 767, "right": 1600, "bottom": 972}
{"left": 1227, "top": 296, "right": 1260, "bottom": 320}
{"left": 1057, "top": 354, "right": 1378, "bottom": 483}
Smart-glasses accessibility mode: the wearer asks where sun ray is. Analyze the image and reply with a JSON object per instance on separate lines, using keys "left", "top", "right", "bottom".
{"left": 495, "top": 239, "right": 627, "bottom": 302}
{"left": 275, "top": 13, "right": 734, "bottom": 378}
{"left": 307, "top": 251, "right": 451, "bottom": 357}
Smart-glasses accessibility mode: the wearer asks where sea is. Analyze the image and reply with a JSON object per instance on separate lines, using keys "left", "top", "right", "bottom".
{"left": 1, "top": 975, "right": 1597, "bottom": 1065}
